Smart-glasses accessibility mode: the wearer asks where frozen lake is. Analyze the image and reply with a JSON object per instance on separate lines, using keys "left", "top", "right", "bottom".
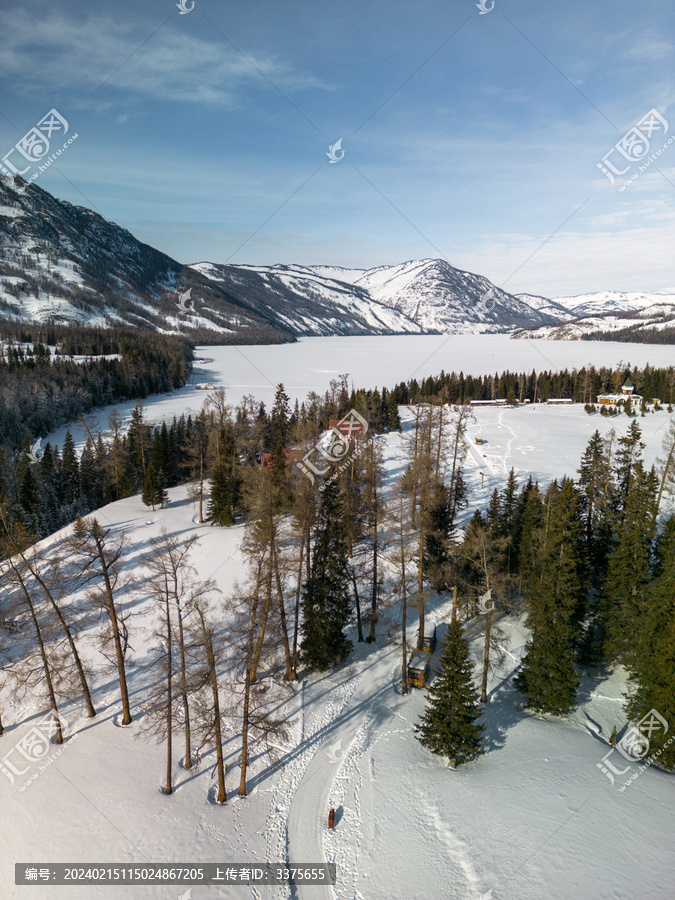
{"left": 47, "top": 335, "right": 674, "bottom": 449}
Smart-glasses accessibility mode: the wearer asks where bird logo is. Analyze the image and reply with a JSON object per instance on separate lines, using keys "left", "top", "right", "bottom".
{"left": 326, "top": 139, "right": 345, "bottom": 163}
{"left": 176, "top": 0, "right": 195, "bottom": 13}
{"left": 178, "top": 889, "right": 193, "bottom": 900}
{"left": 176, "top": 289, "right": 196, "bottom": 313}
{"left": 478, "top": 589, "right": 494, "bottom": 614}
{"left": 480, "top": 890, "right": 493, "bottom": 900}
{"left": 326, "top": 738, "right": 344, "bottom": 763}
{"left": 479, "top": 288, "right": 497, "bottom": 311}
{"left": 28, "top": 438, "right": 44, "bottom": 463}
{"left": 476, "top": 0, "right": 495, "bottom": 13}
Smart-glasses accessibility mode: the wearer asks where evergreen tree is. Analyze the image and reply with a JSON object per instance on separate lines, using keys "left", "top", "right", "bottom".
{"left": 614, "top": 421, "right": 645, "bottom": 510}
{"left": 60, "top": 429, "right": 80, "bottom": 506}
{"left": 142, "top": 462, "right": 167, "bottom": 510}
{"left": 207, "top": 463, "right": 235, "bottom": 526}
{"left": 424, "top": 482, "right": 452, "bottom": 591}
{"left": 269, "top": 384, "right": 292, "bottom": 501}
{"left": 600, "top": 462, "right": 658, "bottom": 667}
{"left": 300, "top": 480, "right": 352, "bottom": 671}
{"left": 577, "top": 430, "right": 615, "bottom": 580}
{"left": 415, "top": 619, "right": 484, "bottom": 762}
{"left": 515, "top": 479, "right": 586, "bottom": 715}
{"left": 624, "top": 515, "right": 675, "bottom": 771}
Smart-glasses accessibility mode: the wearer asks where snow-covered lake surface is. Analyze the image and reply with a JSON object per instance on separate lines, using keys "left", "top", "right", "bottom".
{"left": 47, "top": 334, "right": 675, "bottom": 451}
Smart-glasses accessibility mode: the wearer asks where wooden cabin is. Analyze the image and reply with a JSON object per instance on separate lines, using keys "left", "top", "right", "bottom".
{"left": 419, "top": 625, "right": 437, "bottom": 653}
{"left": 407, "top": 652, "right": 431, "bottom": 689}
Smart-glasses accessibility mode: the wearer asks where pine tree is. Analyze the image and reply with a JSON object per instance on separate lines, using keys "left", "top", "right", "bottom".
{"left": 415, "top": 619, "right": 484, "bottom": 762}
{"left": 300, "top": 480, "right": 352, "bottom": 671}
{"left": 515, "top": 479, "right": 586, "bottom": 715}
{"left": 624, "top": 515, "right": 675, "bottom": 771}
{"left": 600, "top": 463, "right": 658, "bottom": 667}
{"left": 614, "top": 421, "right": 645, "bottom": 511}
{"left": 142, "top": 462, "right": 167, "bottom": 510}
{"left": 577, "top": 429, "right": 615, "bottom": 580}
{"left": 207, "top": 463, "right": 235, "bottom": 526}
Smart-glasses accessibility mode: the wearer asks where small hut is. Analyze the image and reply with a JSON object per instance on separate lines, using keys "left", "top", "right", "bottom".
{"left": 407, "top": 652, "right": 431, "bottom": 689}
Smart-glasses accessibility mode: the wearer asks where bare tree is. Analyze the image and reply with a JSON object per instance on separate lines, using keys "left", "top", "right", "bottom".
{"left": 68, "top": 517, "right": 132, "bottom": 724}
{"left": 0, "top": 514, "right": 96, "bottom": 717}
{"left": 1, "top": 555, "right": 65, "bottom": 743}
{"left": 192, "top": 598, "right": 227, "bottom": 803}
{"left": 142, "top": 530, "right": 201, "bottom": 770}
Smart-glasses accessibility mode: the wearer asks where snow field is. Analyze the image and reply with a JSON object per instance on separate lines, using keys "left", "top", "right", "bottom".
{"left": 4, "top": 338, "right": 675, "bottom": 899}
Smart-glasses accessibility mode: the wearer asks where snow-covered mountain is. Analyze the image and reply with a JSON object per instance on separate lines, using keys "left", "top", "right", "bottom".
{"left": 189, "top": 262, "right": 424, "bottom": 336}
{"left": 0, "top": 176, "right": 293, "bottom": 344}
{"left": 3, "top": 175, "right": 672, "bottom": 343}
{"left": 513, "top": 290, "right": 675, "bottom": 340}
{"left": 195, "top": 258, "right": 559, "bottom": 336}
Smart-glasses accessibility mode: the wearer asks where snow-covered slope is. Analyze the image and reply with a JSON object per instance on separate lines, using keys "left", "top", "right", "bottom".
{"left": 3, "top": 404, "right": 674, "bottom": 900}
{"left": 0, "top": 177, "right": 292, "bottom": 343}
{"left": 196, "top": 259, "right": 559, "bottom": 336}
{"left": 514, "top": 290, "right": 675, "bottom": 340}
{"left": 190, "top": 262, "right": 424, "bottom": 336}
{"left": 353, "top": 259, "right": 557, "bottom": 333}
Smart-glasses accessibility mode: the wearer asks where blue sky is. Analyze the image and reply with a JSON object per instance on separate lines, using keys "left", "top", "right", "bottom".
{"left": 0, "top": 0, "right": 673, "bottom": 296}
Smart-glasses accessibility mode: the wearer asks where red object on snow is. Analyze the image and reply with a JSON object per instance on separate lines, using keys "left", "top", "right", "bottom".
{"left": 328, "top": 808, "right": 335, "bottom": 829}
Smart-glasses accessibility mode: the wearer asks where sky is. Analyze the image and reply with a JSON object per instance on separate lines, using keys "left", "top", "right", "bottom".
{"left": 0, "top": 0, "right": 673, "bottom": 297}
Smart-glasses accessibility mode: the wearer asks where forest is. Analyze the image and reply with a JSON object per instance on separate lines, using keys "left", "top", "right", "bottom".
{"left": 0, "top": 324, "right": 193, "bottom": 452}
{"left": 1, "top": 363, "right": 675, "bottom": 795}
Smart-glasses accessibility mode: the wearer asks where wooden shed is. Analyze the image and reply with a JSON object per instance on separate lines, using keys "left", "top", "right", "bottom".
{"left": 407, "top": 652, "right": 431, "bottom": 689}
{"left": 420, "top": 625, "right": 437, "bottom": 653}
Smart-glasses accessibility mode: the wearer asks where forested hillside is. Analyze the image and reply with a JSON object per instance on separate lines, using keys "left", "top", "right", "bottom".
{"left": 0, "top": 324, "right": 193, "bottom": 452}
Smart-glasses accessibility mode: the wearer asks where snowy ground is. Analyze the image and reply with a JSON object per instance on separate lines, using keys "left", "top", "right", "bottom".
{"left": 2, "top": 482, "right": 673, "bottom": 899}
{"left": 4, "top": 351, "right": 675, "bottom": 899}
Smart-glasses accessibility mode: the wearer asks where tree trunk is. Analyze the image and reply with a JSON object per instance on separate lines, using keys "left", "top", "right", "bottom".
{"left": 198, "top": 448, "right": 204, "bottom": 524}
{"left": 291, "top": 524, "right": 307, "bottom": 675}
{"left": 400, "top": 495, "right": 408, "bottom": 694}
{"left": 175, "top": 601, "right": 191, "bottom": 770}
{"left": 250, "top": 565, "right": 273, "bottom": 684}
{"left": 351, "top": 568, "right": 364, "bottom": 642}
{"left": 368, "top": 462, "right": 378, "bottom": 643}
{"left": 17, "top": 548, "right": 96, "bottom": 718}
{"left": 656, "top": 435, "right": 675, "bottom": 512}
{"left": 196, "top": 605, "right": 226, "bottom": 802}
{"left": 417, "top": 529, "right": 425, "bottom": 650}
{"left": 239, "top": 667, "right": 251, "bottom": 797}
{"left": 165, "top": 591, "right": 173, "bottom": 795}
{"left": 12, "top": 561, "right": 63, "bottom": 743}
{"left": 94, "top": 535, "right": 132, "bottom": 725}
{"left": 480, "top": 597, "right": 492, "bottom": 704}
{"left": 272, "top": 534, "right": 295, "bottom": 680}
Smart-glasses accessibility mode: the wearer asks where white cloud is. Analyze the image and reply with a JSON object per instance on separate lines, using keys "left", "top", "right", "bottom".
{"left": 0, "top": 9, "right": 331, "bottom": 106}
